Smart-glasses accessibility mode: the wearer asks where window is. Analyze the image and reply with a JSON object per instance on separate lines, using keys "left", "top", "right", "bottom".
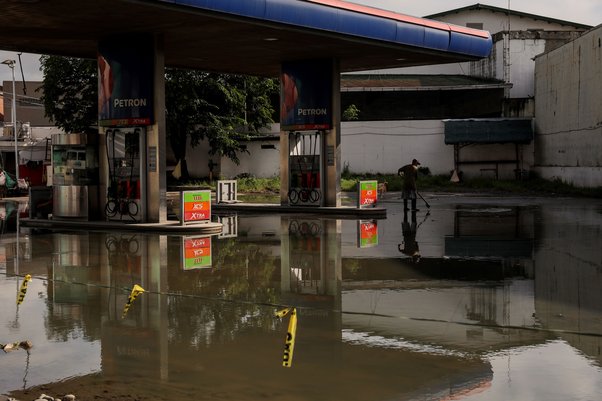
{"left": 466, "top": 22, "right": 484, "bottom": 30}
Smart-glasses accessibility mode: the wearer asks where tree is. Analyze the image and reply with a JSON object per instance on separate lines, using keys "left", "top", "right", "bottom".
{"left": 39, "top": 55, "right": 98, "bottom": 133}
{"left": 165, "top": 70, "right": 278, "bottom": 179}
{"left": 39, "top": 56, "right": 278, "bottom": 178}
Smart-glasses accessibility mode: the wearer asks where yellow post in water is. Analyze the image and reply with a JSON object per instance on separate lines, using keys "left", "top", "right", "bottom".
{"left": 122, "top": 284, "right": 145, "bottom": 318}
{"left": 275, "top": 307, "right": 298, "bottom": 367}
{"left": 17, "top": 274, "right": 32, "bottom": 305}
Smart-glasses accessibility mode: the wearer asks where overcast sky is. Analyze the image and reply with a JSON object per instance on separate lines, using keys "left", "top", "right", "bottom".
{"left": 1, "top": 1, "right": 601, "bottom": 84}
{"left": 351, "top": 0, "right": 602, "bottom": 26}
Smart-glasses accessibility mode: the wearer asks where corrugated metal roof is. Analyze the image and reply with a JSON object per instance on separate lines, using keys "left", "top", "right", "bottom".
{"left": 341, "top": 74, "right": 506, "bottom": 91}
{"left": 443, "top": 118, "right": 533, "bottom": 144}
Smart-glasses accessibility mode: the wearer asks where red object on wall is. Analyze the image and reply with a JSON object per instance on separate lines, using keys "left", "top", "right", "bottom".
{"left": 19, "top": 163, "right": 45, "bottom": 186}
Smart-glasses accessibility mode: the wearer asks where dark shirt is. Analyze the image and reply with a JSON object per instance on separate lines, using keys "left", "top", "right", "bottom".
{"left": 398, "top": 164, "right": 418, "bottom": 191}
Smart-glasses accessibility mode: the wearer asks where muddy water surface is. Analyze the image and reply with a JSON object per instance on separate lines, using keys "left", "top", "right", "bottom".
{"left": 1, "top": 195, "right": 601, "bottom": 400}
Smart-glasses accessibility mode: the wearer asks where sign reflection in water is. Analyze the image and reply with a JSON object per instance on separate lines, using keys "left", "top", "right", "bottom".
{"left": 1, "top": 197, "right": 602, "bottom": 400}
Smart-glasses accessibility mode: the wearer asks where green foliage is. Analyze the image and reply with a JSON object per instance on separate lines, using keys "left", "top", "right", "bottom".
{"left": 235, "top": 176, "right": 280, "bottom": 193}
{"left": 342, "top": 104, "right": 360, "bottom": 121}
{"left": 165, "top": 70, "right": 278, "bottom": 179}
{"left": 39, "top": 55, "right": 98, "bottom": 133}
{"left": 341, "top": 178, "right": 359, "bottom": 191}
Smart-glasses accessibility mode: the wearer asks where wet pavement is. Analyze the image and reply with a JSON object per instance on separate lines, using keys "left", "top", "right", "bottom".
{"left": 1, "top": 193, "right": 602, "bottom": 400}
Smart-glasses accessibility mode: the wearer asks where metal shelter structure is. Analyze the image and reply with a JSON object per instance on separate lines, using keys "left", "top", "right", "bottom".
{"left": 0, "top": 0, "right": 493, "bottom": 222}
{"left": 444, "top": 118, "right": 534, "bottom": 180}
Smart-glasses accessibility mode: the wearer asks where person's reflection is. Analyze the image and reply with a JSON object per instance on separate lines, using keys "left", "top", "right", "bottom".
{"left": 398, "top": 210, "right": 420, "bottom": 263}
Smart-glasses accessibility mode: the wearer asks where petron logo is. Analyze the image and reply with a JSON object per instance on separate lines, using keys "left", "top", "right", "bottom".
{"left": 113, "top": 98, "right": 148, "bottom": 108}
{"left": 297, "top": 107, "right": 328, "bottom": 116}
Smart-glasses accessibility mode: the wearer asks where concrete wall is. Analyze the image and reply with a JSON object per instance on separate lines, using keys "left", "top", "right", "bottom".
{"left": 220, "top": 140, "right": 281, "bottom": 179}
{"left": 534, "top": 25, "right": 602, "bottom": 187}
{"left": 184, "top": 137, "right": 212, "bottom": 178}
{"left": 186, "top": 124, "right": 281, "bottom": 179}
{"left": 202, "top": 120, "right": 533, "bottom": 180}
{"left": 501, "top": 38, "right": 546, "bottom": 98}
{"left": 341, "top": 120, "right": 533, "bottom": 179}
{"left": 340, "top": 120, "right": 451, "bottom": 175}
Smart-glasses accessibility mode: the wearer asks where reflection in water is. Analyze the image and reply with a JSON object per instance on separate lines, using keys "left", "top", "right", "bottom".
{"left": 1, "top": 198, "right": 602, "bottom": 400}
{"left": 398, "top": 209, "right": 427, "bottom": 262}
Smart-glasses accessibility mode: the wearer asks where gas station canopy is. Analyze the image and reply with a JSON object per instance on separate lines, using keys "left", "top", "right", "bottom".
{"left": 1, "top": 0, "right": 492, "bottom": 77}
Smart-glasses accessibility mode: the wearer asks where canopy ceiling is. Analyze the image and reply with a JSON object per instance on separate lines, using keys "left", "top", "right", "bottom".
{"left": 0, "top": 0, "right": 492, "bottom": 77}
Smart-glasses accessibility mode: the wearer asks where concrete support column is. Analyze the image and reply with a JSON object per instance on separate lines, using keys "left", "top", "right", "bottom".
{"left": 98, "top": 129, "right": 109, "bottom": 216}
{"left": 97, "top": 33, "right": 166, "bottom": 223}
{"left": 147, "top": 34, "right": 167, "bottom": 223}
{"left": 279, "top": 131, "right": 290, "bottom": 205}
{"left": 323, "top": 60, "right": 341, "bottom": 207}
{"left": 279, "top": 59, "right": 341, "bottom": 207}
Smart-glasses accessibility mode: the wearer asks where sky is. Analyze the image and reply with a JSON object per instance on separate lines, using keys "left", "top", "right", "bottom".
{"left": 1, "top": 0, "right": 601, "bottom": 84}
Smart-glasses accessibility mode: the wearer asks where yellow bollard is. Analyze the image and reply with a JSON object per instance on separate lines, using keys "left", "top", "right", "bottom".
{"left": 16, "top": 274, "right": 32, "bottom": 305}
{"left": 275, "top": 307, "right": 298, "bottom": 368}
{"left": 122, "top": 284, "right": 145, "bottom": 319}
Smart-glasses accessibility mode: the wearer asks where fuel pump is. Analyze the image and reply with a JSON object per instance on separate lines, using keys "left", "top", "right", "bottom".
{"left": 287, "top": 130, "right": 322, "bottom": 206}
{"left": 104, "top": 127, "right": 143, "bottom": 221}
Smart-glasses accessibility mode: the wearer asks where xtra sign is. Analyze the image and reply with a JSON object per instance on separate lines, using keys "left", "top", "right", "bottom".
{"left": 182, "top": 236, "right": 212, "bottom": 270}
{"left": 358, "top": 180, "right": 378, "bottom": 208}
{"left": 180, "top": 190, "right": 211, "bottom": 225}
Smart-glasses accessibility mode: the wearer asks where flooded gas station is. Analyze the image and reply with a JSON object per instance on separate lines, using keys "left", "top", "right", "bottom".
{"left": 1, "top": 193, "right": 602, "bottom": 400}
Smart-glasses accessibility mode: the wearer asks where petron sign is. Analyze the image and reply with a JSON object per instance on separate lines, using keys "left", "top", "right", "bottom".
{"left": 98, "top": 34, "right": 154, "bottom": 127}
{"left": 280, "top": 59, "right": 332, "bottom": 131}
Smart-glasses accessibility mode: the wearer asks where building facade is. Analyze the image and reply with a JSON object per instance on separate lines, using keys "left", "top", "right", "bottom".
{"left": 330, "top": 4, "right": 592, "bottom": 181}
{"left": 534, "top": 25, "right": 602, "bottom": 187}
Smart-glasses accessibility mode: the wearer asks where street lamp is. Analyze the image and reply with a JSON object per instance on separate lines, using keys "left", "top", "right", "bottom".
{"left": 2, "top": 59, "right": 18, "bottom": 183}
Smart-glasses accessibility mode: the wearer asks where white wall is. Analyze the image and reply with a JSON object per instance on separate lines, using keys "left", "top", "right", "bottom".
{"left": 505, "top": 39, "right": 547, "bottom": 98}
{"left": 534, "top": 25, "right": 602, "bottom": 187}
{"left": 187, "top": 139, "right": 281, "bottom": 180}
{"left": 220, "top": 140, "right": 281, "bottom": 179}
{"left": 210, "top": 120, "right": 534, "bottom": 180}
{"left": 340, "top": 120, "right": 452, "bottom": 175}
{"left": 185, "top": 138, "right": 212, "bottom": 178}
{"left": 185, "top": 124, "right": 281, "bottom": 179}
{"left": 341, "top": 120, "right": 533, "bottom": 179}
{"left": 30, "top": 126, "right": 63, "bottom": 140}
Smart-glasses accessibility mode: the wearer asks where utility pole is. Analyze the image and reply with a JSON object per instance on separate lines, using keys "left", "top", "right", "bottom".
{"left": 2, "top": 59, "right": 19, "bottom": 182}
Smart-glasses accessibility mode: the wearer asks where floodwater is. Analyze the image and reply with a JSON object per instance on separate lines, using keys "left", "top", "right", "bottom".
{"left": 1, "top": 193, "right": 602, "bottom": 400}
